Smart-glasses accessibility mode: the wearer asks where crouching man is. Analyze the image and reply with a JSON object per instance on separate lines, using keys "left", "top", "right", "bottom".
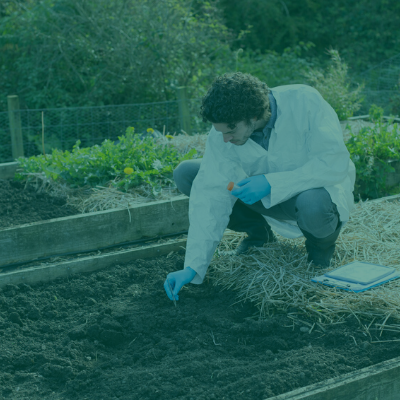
{"left": 164, "top": 72, "right": 355, "bottom": 301}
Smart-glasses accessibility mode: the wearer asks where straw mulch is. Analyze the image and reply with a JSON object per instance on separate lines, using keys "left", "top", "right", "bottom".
{"left": 209, "top": 197, "right": 400, "bottom": 336}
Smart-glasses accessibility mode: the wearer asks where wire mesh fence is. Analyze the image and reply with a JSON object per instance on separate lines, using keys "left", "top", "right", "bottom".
{"left": 357, "top": 90, "right": 400, "bottom": 115}
{"left": 360, "top": 53, "right": 400, "bottom": 91}
{"left": 3, "top": 53, "right": 400, "bottom": 165}
{"left": 357, "top": 53, "right": 400, "bottom": 115}
{"left": 0, "top": 98, "right": 209, "bottom": 163}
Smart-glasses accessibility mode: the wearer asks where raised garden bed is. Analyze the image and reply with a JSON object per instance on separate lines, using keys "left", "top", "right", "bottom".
{"left": 1, "top": 157, "right": 399, "bottom": 270}
{"left": 2, "top": 252, "right": 400, "bottom": 399}
{"left": 0, "top": 173, "right": 188, "bottom": 269}
{"left": 1, "top": 160, "right": 400, "bottom": 399}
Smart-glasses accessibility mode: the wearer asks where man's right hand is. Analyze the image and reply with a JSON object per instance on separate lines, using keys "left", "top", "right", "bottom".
{"left": 164, "top": 267, "right": 197, "bottom": 301}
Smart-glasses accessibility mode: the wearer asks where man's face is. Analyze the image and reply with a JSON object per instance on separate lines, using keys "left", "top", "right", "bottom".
{"left": 213, "top": 120, "right": 257, "bottom": 146}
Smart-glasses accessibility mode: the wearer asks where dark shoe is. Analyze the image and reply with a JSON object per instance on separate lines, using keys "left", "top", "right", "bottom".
{"left": 299, "top": 220, "right": 342, "bottom": 268}
{"left": 226, "top": 200, "right": 277, "bottom": 256}
{"left": 236, "top": 235, "right": 276, "bottom": 256}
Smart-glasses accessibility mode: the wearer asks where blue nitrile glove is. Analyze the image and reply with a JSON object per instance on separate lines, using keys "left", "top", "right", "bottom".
{"left": 231, "top": 175, "right": 271, "bottom": 205}
{"left": 164, "top": 267, "right": 197, "bottom": 301}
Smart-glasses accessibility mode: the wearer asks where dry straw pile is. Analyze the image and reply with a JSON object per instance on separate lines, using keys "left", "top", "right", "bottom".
{"left": 209, "top": 197, "right": 400, "bottom": 335}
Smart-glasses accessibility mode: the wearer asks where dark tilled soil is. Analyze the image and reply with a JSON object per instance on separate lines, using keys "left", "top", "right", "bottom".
{"left": 0, "top": 179, "right": 80, "bottom": 229}
{"left": 1, "top": 254, "right": 400, "bottom": 400}
{"left": 2, "top": 177, "right": 400, "bottom": 399}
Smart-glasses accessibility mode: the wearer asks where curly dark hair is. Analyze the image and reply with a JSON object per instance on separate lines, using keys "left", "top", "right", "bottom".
{"left": 199, "top": 72, "right": 271, "bottom": 129}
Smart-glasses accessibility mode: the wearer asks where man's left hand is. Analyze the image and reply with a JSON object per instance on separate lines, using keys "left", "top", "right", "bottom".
{"left": 231, "top": 175, "right": 271, "bottom": 205}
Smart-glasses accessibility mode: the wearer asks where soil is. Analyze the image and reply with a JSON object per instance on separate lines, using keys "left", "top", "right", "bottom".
{"left": 2, "top": 254, "right": 400, "bottom": 400}
{"left": 0, "top": 179, "right": 80, "bottom": 229}
{"left": 2, "top": 178, "right": 400, "bottom": 399}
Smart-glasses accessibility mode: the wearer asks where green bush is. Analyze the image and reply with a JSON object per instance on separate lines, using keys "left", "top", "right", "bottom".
{"left": 217, "top": 0, "right": 400, "bottom": 75}
{"left": 346, "top": 105, "right": 400, "bottom": 201}
{"left": 304, "top": 50, "right": 364, "bottom": 121}
{"left": 209, "top": 46, "right": 365, "bottom": 122}
{"left": 223, "top": 43, "right": 316, "bottom": 88}
{"left": 191, "top": 42, "right": 319, "bottom": 102}
{"left": 14, "top": 127, "right": 199, "bottom": 196}
{"left": 0, "top": 0, "right": 235, "bottom": 109}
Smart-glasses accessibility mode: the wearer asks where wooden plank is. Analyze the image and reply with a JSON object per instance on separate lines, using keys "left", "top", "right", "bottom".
{"left": 7, "top": 95, "right": 24, "bottom": 159}
{"left": 347, "top": 114, "right": 400, "bottom": 122}
{"left": 176, "top": 86, "right": 192, "bottom": 135}
{"left": 0, "top": 196, "right": 189, "bottom": 267}
{"left": 367, "top": 193, "right": 400, "bottom": 204}
{"left": 0, "top": 239, "right": 187, "bottom": 289}
{"left": 0, "top": 161, "right": 19, "bottom": 179}
{"left": 265, "top": 355, "right": 400, "bottom": 400}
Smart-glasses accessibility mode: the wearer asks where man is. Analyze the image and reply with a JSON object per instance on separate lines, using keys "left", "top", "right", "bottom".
{"left": 164, "top": 72, "right": 355, "bottom": 302}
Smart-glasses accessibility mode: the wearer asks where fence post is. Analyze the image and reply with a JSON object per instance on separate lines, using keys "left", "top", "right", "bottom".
{"left": 176, "top": 86, "right": 192, "bottom": 135}
{"left": 7, "top": 95, "right": 24, "bottom": 159}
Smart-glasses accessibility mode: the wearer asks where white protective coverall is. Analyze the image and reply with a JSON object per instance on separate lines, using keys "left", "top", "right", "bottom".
{"left": 185, "top": 84, "right": 356, "bottom": 284}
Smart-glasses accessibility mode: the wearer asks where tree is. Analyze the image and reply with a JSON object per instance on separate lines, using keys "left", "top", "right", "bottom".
{"left": 218, "top": 0, "right": 400, "bottom": 74}
{"left": 0, "top": 0, "right": 235, "bottom": 109}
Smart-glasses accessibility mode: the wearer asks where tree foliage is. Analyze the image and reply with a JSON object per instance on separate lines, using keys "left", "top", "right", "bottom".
{"left": 0, "top": 0, "right": 235, "bottom": 109}
{"left": 304, "top": 50, "right": 364, "bottom": 120}
{"left": 0, "top": 0, "right": 394, "bottom": 114}
{"left": 218, "top": 0, "right": 400, "bottom": 74}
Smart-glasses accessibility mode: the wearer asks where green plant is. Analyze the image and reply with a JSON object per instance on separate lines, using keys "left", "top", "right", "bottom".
{"left": 194, "top": 43, "right": 317, "bottom": 100}
{"left": 14, "top": 127, "right": 199, "bottom": 196}
{"left": 345, "top": 105, "right": 400, "bottom": 200}
{"left": 304, "top": 49, "right": 364, "bottom": 120}
{"left": 0, "top": 0, "right": 236, "bottom": 110}
{"left": 218, "top": 0, "right": 400, "bottom": 74}
{"left": 369, "top": 104, "right": 385, "bottom": 122}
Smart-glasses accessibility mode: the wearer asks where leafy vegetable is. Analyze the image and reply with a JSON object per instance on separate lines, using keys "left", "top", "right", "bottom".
{"left": 15, "top": 127, "right": 199, "bottom": 195}
{"left": 346, "top": 105, "right": 400, "bottom": 200}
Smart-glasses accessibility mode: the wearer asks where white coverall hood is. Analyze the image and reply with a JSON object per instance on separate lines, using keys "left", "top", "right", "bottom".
{"left": 184, "top": 84, "right": 356, "bottom": 284}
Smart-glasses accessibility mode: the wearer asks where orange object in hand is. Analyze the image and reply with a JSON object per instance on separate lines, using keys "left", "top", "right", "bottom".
{"left": 227, "top": 181, "right": 240, "bottom": 192}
